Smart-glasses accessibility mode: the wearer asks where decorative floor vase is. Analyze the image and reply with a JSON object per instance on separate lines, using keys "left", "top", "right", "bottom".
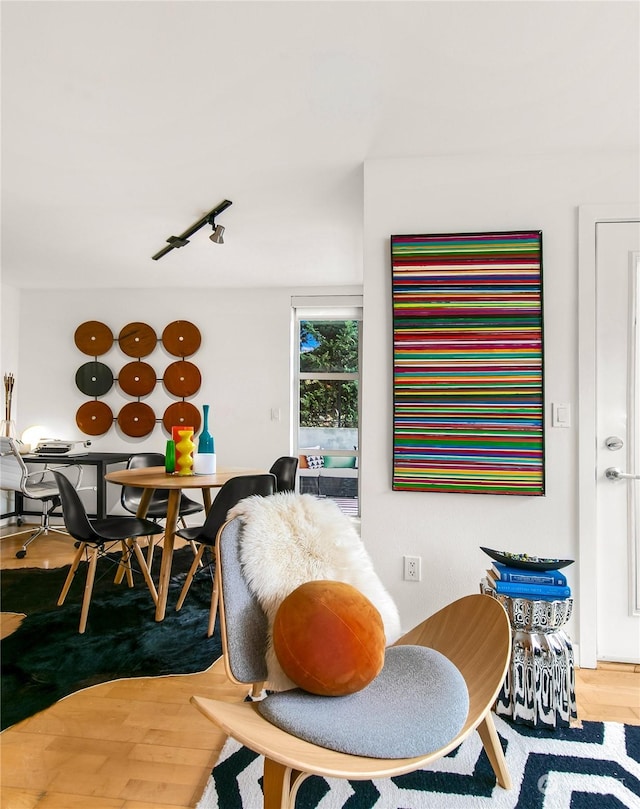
{"left": 1, "top": 419, "right": 16, "bottom": 439}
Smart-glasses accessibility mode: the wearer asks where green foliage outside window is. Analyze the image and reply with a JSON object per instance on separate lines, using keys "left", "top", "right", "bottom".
{"left": 300, "top": 321, "right": 359, "bottom": 428}
{"left": 300, "top": 321, "right": 358, "bottom": 373}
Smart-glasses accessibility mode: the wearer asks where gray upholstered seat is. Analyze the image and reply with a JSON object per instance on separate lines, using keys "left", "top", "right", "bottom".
{"left": 258, "top": 645, "right": 468, "bottom": 758}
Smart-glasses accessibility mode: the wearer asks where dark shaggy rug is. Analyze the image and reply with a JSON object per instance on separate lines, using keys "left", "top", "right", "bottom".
{"left": 1, "top": 546, "right": 221, "bottom": 730}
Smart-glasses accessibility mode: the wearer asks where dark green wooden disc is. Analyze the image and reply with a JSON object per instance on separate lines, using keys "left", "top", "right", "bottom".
{"left": 75, "top": 362, "right": 114, "bottom": 396}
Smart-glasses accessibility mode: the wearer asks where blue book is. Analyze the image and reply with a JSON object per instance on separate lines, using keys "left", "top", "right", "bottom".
{"left": 492, "top": 562, "right": 567, "bottom": 587}
{"left": 491, "top": 578, "right": 571, "bottom": 600}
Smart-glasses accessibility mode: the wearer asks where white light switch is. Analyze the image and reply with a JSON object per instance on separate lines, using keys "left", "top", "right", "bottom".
{"left": 271, "top": 407, "right": 281, "bottom": 422}
{"left": 552, "top": 402, "right": 571, "bottom": 428}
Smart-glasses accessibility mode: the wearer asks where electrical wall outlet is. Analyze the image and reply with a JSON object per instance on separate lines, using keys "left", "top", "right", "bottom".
{"left": 403, "top": 555, "right": 422, "bottom": 581}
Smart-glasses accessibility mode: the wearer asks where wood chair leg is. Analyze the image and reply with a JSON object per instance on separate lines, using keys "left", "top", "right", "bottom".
{"left": 146, "top": 535, "right": 156, "bottom": 568}
{"left": 175, "top": 544, "right": 205, "bottom": 611}
{"left": 58, "top": 542, "right": 86, "bottom": 606}
{"left": 262, "top": 758, "right": 300, "bottom": 809}
{"left": 79, "top": 546, "right": 99, "bottom": 634}
{"left": 477, "top": 711, "right": 512, "bottom": 790}
{"left": 114, "top": 541, "right": 134, "bottom": 586}
{"left": 114, "top": 551, "right": 125, "bottom": 584}
{"left": 189, "top": 539, "right": 203, "bottom": 565}
{"left": 207, "top": 577, "right": 219, "bottom": 637}
{"left": 132, "top": 540, "right": 158, "bottom": 605}
{"left": 122, "top": 540, "right": 135, "bottom": 587}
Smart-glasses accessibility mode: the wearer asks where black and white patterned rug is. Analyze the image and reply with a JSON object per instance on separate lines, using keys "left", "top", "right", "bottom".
{"left": 197, "top": 716, "right": 640, "bottom": 808}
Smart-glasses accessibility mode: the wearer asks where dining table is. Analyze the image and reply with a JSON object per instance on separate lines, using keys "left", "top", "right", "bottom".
{"left": 104, "top": 465, "right": 265, "bottom": 621}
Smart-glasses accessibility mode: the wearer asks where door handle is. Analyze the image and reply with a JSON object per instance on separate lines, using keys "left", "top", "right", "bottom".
{"left": 605, "top": 467, "right": 640, "bottom": 481}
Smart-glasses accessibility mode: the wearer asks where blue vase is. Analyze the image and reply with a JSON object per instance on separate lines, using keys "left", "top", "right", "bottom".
{"left": 198, "top": 404, "right": 215, "bottom": 454}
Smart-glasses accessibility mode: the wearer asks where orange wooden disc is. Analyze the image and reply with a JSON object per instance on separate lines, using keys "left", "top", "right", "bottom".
{"left": 118, "top": 322, "right": 157, "bottom": 358}
{"left": 118, "top": 361, "right": 157, "bottom": 397}
{"left": 117, "top": 402, "right": 156, "bottom": 437}
{"left": 74, "top": 321, "right": 114, "bottom": 356}
{"left": 162, "top": 321, "right": 201, "bottom": 357}
{"left": 76, "top": 401, "right": 114, "bottom": 436}
{"left": 163, "top": 361, "right": 201, "bottom": 397}
{"left": 162, "top": 402, "right": 201, "bottom": 434}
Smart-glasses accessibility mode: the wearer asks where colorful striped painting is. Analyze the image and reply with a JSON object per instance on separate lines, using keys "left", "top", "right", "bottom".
{"left": 391, "top": 231, "right": 544, "bottom": 496}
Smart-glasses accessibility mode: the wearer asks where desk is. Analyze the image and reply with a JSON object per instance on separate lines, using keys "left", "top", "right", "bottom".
{"left": 16, "top": 452, "right": 131, "bottom": 520}
{"left": 104, "top": 466, "right": 264, "bottom": 621}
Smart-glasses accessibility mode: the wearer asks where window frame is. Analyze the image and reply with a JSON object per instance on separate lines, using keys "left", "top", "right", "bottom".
{"left": 292, "top": 296, "right": 363, "bottom": 469}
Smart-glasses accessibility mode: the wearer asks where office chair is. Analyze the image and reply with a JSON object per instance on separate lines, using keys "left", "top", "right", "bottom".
{"left": 269, "top": 456, "right": 298, "bottom": 492}
{"left": 174, "top": 473, "right": 277, "bottom": 636}
{"left": 0, "top": 436, "right": 83, "bottom": 558}
{"left": 191, "top": 517, "right": 513, "bottom": 807}
{"left": 120, "top": 452, "right": 204, "bottom": 565}
{"left": 53, "top": 470, "right": 163, "bottom": 633}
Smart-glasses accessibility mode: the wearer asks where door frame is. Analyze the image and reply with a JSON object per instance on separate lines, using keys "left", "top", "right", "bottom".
{"left": 578, "top": 203, "right": 640, "bottom": 668}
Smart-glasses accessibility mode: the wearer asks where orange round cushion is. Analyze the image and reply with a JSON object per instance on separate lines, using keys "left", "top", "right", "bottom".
{"left": 273, "top": 580, "right": 386, "bottom": 696}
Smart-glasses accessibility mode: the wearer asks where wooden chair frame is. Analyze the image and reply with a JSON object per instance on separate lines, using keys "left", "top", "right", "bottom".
{"left": 191, "top": 520, "right": 513, "bottom": 809}
{"left": 58, "top": 536, "right": 158, "bottom": 634}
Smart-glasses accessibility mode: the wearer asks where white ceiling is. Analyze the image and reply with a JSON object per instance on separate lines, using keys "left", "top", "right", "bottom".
{"left": 1, "top": 1, "right": 638, "bottom": 290}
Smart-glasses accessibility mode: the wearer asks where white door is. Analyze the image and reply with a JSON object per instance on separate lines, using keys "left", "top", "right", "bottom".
{"left": 595, "top": 221, "right": 640, "bottom": 663}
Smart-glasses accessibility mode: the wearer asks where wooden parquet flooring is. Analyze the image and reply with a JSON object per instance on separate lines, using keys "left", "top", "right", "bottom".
{"left": 1, "top": 525, "right": 639, "bottom": 809}
{"left": 1, "top": 660, "right": 246, "bottom": 809}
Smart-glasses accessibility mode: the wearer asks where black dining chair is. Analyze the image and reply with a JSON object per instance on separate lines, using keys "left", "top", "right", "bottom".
{"left": 269, "top": 456, "right": 298, "bottom": 492}
{"left": 174, "top": 473, "right": 277, "bottom": 636}
{"left": 120, "top": 452, "right": 204, "bottom": 566}
{"left": 53, "top": 470, "right": 164, "bottom": 633}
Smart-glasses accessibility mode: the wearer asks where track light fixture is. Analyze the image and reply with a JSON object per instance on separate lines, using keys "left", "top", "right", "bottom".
{"left": 209, "top": 224, "right": 225, "bottom": 244}
{"left": 152, "top": 199, "right": 232, "bottom": 260}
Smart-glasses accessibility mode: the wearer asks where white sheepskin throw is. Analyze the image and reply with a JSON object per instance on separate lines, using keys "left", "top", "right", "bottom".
{"left": 227, "top": 492, "right": 402, "bottom": 691}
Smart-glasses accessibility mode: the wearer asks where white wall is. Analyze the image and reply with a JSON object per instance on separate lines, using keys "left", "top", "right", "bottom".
{"left": 361, "top": 150, "right": 639, "bottom": 650}
{"left": 6, "top": 284, "right": 360, "bottom": 514}
{"left": 1, "top": 283, "right": 21, "bottom": 515}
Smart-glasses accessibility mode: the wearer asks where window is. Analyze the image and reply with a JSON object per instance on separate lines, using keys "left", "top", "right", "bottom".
{"left": 293, "top": 298, "right": 362, "bottom": 516}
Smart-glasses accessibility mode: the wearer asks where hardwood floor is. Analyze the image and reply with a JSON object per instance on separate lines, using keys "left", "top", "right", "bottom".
{"left": 575, "top": 660, "right": 640, "bottom": 724}
{"left": 1, "top": 525, "right": 639, "bottom": 809}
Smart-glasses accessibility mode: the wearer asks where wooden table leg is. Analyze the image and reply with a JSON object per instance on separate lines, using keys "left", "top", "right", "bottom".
{"left": 134, "top": 487, "right": 158, "bottom": 575}
{"left": 136, "top": 488, "right": 154, "bottom": 519}
{"left": 155, "top": 488, "right": 180, "bottom": 621}
{"left": 202, "top": 487, "right": 212, "bottom": 512}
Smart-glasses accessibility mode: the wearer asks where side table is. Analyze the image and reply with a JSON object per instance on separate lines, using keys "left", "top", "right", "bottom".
{"left": 481, "top": 580, "right": 578, "bottom": 728}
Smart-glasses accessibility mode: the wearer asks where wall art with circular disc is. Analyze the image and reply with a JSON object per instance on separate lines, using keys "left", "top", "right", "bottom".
{"left": 163, "top": 360, "right": 201, "bottom": 397}
{"left": 118, "top": 361, "right": 157, "bottom": 397}
{"left": 74, "top": 321, "right": 114, "bottom": 356}
{"left": 76, "top": 401, "right": 114, "bottom": 435}
{"left": 117, "top": 402, "right": 156, "bottom": 437}
{"left": 162, "top": 401, "right": 201, "bottom": 434}
{"left": 75, "top": 362, "right": 114, "bottom": 396}
{"left": 75, "top": 320, "right": 203, "bottom": 438}
{"left": 162, "top": 321, "right": 201, "bottom": 357}
{"left": 119, "top": 322, "right": 157, "bottom": 358}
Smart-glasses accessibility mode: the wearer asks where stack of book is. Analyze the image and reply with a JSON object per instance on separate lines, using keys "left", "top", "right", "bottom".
{"left": 485, "top": 562, "right": 571, "bottom": 601}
